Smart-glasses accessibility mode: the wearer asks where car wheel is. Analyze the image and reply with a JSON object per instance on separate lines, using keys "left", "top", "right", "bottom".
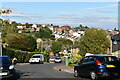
{"left": 74, "top": 70, "right": 79, "bottom": 77}
{"left": 41, "top": 61, "right": 44, "bottom": 64}
{"left": 90, "top": 72, "right": 98, "bottom": 80}
{"left": 11, "top": 75, "right": 17, "bottom": 80}
{"left": 39, "top": 61, "right": 41, "bottom": 64}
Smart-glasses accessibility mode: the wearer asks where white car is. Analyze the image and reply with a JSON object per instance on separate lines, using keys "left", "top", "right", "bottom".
{"left": 29, "top": 54, "right": 44, "bottom": 64}
{"left": 49, "top": 57, "right": 55, "bottom": 62}
{"left": 54, "top": 57, "right": 62, "bottom": 63}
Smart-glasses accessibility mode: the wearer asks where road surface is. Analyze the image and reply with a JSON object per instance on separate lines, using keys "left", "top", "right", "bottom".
{"left": 15, "top": 63, "right": 90, "bottom": 80}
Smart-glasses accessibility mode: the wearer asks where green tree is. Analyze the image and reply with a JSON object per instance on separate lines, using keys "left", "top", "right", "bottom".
{"left": 25, "top": 23, "right": 32, "bottom": 28}
{"left": 51, "top": 41, "right": 62, "bottom": 54}
{"left": 79, "top": 28, "right": 110, "bottom": 56}
{"left": 2, "top": 20, "right": 18, "bottom": 42}
{"left": 35, "top": 27, "right": 54, "bottom": 40}
{"left": 58, "top": 38, "right": 73, "bottom": 46}
{"left": 0, "top": 9, "right": 12, "bottom": 14}
{"left": 56, "top": 38, "right": 73, "bottom": 53}
{"left": 5, "top": 33, "right": 37, "bottom": 52}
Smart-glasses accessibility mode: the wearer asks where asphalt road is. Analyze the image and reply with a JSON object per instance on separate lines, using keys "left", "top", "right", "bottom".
{"left": 15, "top": 62, "right": 90, "bottom": 80}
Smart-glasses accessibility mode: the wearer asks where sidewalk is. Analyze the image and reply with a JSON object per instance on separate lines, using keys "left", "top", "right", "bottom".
{"left": 53, "top": 65, "right": 74, "bottom": 73}
{"left": 16, "top": 63, "right": 30, "bottom": 65}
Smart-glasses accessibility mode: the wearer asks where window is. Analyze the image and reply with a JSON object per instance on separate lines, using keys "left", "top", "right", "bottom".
{"left": 81, "top": 57, "right": 88, "bottom": 63}
{"left": 88, "top": 57, "right": 96, "bottom": 62}
{"left": 0, "top": 57, "right": 12, "bottom": 64}
{"left": 98, "top": 56, "right": 118, "bottom": 62}
{"left": 32, "top": 56, "right": 40, "bottom": 58}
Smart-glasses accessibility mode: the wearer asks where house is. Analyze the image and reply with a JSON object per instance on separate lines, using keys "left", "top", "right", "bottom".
{"left": 36, "top": 27, "right": 42, "bottom": 32}
{"left": 69, "top": 29, "right": 75, "bottom": 36}
{"left": 48, "top": 26, "right": 54, "bottom": 32}
{"left": 36, "top": 38, "right": 42, "bottom": 49}
{"left": 17, "top": 24, "right": 26, "bottom": 29}
{"left": 54, "top": 27, "right": 62, "bottom": 34}
{"left": 107, "top": 29, "right": 120, "bottom": 36}
{"left": 61, "top": 25, "right": 71, "bottom": 30}
{"left": 74, "top": 27, "right": 81, "bottom": 32}
{"left": 111, "top": 33, "right": 120, "bottom": 57}
{"left": 32, "top": 24, "right": 37, "bottom": 28}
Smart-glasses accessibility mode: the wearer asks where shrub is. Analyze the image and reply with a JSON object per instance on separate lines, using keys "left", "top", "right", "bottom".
{"left": 69, "top": 54, "right": 82, "bottom": 67}
{"left": 2, "top": 47, "right": 49, "bottom": 63}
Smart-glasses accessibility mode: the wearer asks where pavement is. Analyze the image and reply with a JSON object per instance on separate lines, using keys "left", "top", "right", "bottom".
{"left": 16, "top": 62, "right": 51, "bottom": 65}
{"left": 54, "top": 65, "right": 74, "bottom": 73}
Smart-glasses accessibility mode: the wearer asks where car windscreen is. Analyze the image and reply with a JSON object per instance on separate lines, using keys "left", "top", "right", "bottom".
{"left": 32, "top": 56, "right": 40, "bottom": 58}
{"left": 98, "top": 56, "right": 118, "bottom": 62}
{"left": 55, "top": 57, "right": 61, "bottom": 59}
{"left": 0, "top": 57, "right": 12, "bottom": 64}
{"left": 50, "top": 57, "right": 55, "bottom": 59}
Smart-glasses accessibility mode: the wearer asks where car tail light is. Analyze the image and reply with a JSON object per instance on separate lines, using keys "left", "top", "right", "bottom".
{"left": 96, "top": 60, "right": 102, "bottom": 66}
{"left": 97, "top": 72, "right": 102, "bottom": 74}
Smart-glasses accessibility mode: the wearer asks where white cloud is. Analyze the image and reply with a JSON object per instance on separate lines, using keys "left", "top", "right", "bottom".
{"left": 96, "top": 11, "right": 113, "bottom": 13}
{"left": 86, "top": 3, "right": 118, "bottom": 10}
{"left": 2, "top": 0, "right": 120, "bottom": 2}
{"left": 2, "top": 13, "right": 25, "bottom": 16}
{"left": 1, "top": 13, "right": 44, "bottom": 17}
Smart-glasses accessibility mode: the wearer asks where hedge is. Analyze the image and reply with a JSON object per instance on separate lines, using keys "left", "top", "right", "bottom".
{"left": 2, "top": 47, "right": 49, "bottom": 63}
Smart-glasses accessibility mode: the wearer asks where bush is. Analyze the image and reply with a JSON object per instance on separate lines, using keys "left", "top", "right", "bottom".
{"left": 69, "top": 54, "right": 82, "bottom": 67}
{"left": 3, "top": 47, "right": 34, "bottom": 63}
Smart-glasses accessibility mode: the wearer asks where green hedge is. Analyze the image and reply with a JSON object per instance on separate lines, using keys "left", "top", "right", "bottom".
{"left": 2, "top": 47, "right": 49, "bottom": 63}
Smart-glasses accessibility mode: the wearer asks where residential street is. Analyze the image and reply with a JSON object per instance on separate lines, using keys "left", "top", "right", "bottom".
{"left": 15, "top": 62, "right": 90, "bottom": 80}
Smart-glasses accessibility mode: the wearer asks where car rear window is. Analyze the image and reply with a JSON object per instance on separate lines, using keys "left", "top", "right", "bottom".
{"left": 0, "top": 57, "right": 12, "bottom": 64}
{"left": 50, "top": 57, "right": 55, "bottom": 59}
{"left": 98, "top": 56, "right": 118, "bottom": 62}
{"left": 55, "top": 57, "right": 61, "bottom": 59}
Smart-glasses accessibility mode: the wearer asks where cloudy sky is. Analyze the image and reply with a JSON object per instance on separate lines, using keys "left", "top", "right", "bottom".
{"left": 1, "top": 1, "right": 119, "bottom": 30}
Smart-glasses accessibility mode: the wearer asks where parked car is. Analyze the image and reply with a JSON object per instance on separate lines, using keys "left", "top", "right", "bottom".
{"left": 29, "top": 54, "right": 44, "bottom": 64}
{"left": 49, "top": 57, "right": 55, "bottom": 62}
{"left": 54, "top": 57, "right": 62, "bottom": 63}
{"left": 63, "top": 55, "right": 70, "bottom": 59}
{"left": 0, "top": 56, "right": 17, "bottom": 80}
{"left": 74, "top": 54, "right": 120, "bottom": 80}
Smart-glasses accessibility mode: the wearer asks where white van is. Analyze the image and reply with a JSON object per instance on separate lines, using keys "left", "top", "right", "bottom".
{"left": 29, "top": 54, "right": 44, "bottom": 64}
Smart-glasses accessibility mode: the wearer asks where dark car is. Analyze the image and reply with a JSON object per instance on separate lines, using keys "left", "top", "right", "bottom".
{"left": 74, "top": 54, "right": 120, "bottom": 80}
{"left": 0, "top": 56, "right": 17, "bottom": 80}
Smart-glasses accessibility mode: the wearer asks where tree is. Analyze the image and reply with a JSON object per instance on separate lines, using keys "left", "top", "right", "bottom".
{"left": 5, "top": 33, "right": 37, "bottom": 52}
{"left": 25, "top": 23, "right": 32, "bottom": 28}
{"left": 51, "top": 41, "right": 62, "bottom": 54}
{"left": 57, "top": 38, "right": 73, "bottom": 52}
{"left": 35, "top": 27, "right": 54, "bottom": 40}
{"left": 2, "top": 20, "right": 18, "bottom": 42}
{"left": 0, "top": 9, "right": 12, "bottom": 14}
{"left": 79, "top": 28, "right": 110, "bottom": 56}
{"left": 58, "top": 38, "right": 73, "bottom": 46}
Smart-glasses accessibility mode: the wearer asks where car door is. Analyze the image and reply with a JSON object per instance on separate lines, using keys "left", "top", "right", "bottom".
{"left": 77, "top": 57, "right": 89, "bottom": 76}
{"left": 86, "top": 56, "right": 96, "bottom": 77}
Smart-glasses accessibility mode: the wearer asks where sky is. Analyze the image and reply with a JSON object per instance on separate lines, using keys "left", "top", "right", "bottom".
{"left": 0, "top": 1, "right": 119, "bottom": 30}
{"left": 1, "top": 0, "right": 120, "bottom": 2}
